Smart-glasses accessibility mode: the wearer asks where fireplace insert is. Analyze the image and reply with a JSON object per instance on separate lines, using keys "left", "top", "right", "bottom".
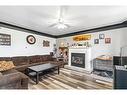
{"left": 71, "top": 53, "right": 85, "bottom": 68}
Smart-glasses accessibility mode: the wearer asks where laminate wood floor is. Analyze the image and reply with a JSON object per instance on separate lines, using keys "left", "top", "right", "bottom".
{"left": 28, "top": 68, "right": 113, "bottom": 89}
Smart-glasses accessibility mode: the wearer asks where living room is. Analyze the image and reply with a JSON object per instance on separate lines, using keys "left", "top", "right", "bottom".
{"left": 0, "top": 1, "right": 127, "bottom": 95}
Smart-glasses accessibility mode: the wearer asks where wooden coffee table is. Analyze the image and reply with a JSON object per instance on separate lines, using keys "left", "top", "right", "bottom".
{"left": 27, "top": 63, "right": 59, "bottom": 84}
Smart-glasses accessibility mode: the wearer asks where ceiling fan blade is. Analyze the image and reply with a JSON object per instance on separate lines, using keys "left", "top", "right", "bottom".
{"left": 48, "top": 6, "right": 70, "bottom": 29}
{"left": 48, "top": 23, "right": 57, "bottom": 27}
{"left": 64, "top": 24, "right": 70, "bottom": 27}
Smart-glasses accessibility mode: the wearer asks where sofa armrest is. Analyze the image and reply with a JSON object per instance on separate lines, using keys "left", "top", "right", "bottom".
{"left": 0, "top": 69, "right": 29, "bottom": 89}
{"left": 18, "top": 72, "right": 29, "bottom": 89}
{"left": 0, "top": 72, "right": 22, "bottom": 89}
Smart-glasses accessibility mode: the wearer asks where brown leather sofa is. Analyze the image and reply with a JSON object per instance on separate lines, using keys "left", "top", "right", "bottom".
{"left": 0, "top": 55, "right": 65, "bottom": 89}
{"left": 0, "top": 55, "right": 65, "bottom": 72}
{"left": 13, "top": 55, "right": 65, "bottom": 72}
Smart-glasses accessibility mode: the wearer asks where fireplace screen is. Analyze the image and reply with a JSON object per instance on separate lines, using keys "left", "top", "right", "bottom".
{"left": 71, "top": 53, "right": 85, "bottom": 68}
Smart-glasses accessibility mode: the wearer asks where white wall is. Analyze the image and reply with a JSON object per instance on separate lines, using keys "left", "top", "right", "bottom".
{"left": 119, "top": 28, "right": 127, "bottom": 56}
{"left": 56, "top": 28, "right": 127, "bottom": 60}
{"left": 0, "top": 27, "right": 56, "bottom": 57}
{"left": 1, "top": 26, "right": 127, "bottom": 58}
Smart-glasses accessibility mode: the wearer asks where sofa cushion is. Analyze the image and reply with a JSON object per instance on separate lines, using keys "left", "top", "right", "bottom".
{"left": 12, "top": 56, "right": 29, "bottom": 66}
{"left": 15, "top": 65, "right": 29, "bottom": 72}
{"left": 29, "top": 55, "right": 42, "bottom": 64}
{"left": 29, "top": 62, "right": 42, "bottom": 65}
{"left": 0, "top": 61, "right": 15, "bottom": 72}
{"left": 0, "top": 57, "right": 11, "bottom": 61}
{"left": 41, "top": 55, "right": 52, "bottom": 61}
{"left": 46, "top": 55, "right": 54, "bottom": 61}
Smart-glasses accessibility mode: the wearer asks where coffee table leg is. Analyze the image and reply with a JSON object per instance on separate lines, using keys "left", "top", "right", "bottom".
{"left": 36, "top": 72, "right": 39, "bottom": 84}
{"left": 26, "top": 68, "right": 29, "bottom": 75}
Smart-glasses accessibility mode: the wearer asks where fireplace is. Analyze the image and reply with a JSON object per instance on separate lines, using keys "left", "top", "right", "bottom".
{"left": 71, "top": 53, "right": 85, "bottom": 68}
{"left": 68, "top": 48, "right": 92, "bottom": 73}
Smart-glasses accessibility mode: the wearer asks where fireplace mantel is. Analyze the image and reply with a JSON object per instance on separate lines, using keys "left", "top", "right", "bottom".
{"left": 69, "top": 47, "right": 90, "bottom": 49}
{"left": 68, "top": 47, "right": 93, "bottom": 73}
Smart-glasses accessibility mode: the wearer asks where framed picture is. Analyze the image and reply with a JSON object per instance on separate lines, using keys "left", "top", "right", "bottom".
{"left": 26, "top": 35, "right": 36, "bottom": 44}
{"left": 0, "top": 33, "right": 11, "bottom": 46}
{"left": 94, "top": 39, "right": 99, "bottom": 44}
{"left": 99, "top": 34, "right": 105, "bottom": 39}
{"left": 105, "top": 38, "right": 111, "bottom": 44}
{"left": 43, "top": 40, "right": 50, "bottom": 47}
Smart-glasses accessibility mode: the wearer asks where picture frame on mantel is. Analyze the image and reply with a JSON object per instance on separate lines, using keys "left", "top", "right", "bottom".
{"left": 94, "top": 39, "right": 99, "bottom": 44}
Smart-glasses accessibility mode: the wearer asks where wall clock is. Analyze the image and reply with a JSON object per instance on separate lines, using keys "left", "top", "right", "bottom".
{"left": 26, "top": 35, "right": 36, "bottom": 44}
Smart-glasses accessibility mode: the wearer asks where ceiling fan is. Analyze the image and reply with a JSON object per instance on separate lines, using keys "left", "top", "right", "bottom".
{"left": 49, "top": 6, "right": 70, "bottom": 29}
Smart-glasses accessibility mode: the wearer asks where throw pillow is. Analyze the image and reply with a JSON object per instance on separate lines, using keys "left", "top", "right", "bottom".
{"left": 0, "top": 61, "right": 15, "bottom": 72}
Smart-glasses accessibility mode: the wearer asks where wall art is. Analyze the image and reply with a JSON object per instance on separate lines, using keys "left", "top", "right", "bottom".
{"left": 43, "top": 40, "right": 50, "bottom": 47}
{"left": 94, "top": 39, "right": 99, "bottom": 44}
{"left": 73, "top": 34, "right": 91, "bottom": 41}
{"left": 0, "top": 33, "right": 11, "bottom": 46}
{"left": 26, "top": 35, "right": 36, "bottom": 44}
{"left": 99, "top": 34, "right": 105, "bottom": 39}
{"left": 105, "top": 38, "right": 111, "bottom": 44}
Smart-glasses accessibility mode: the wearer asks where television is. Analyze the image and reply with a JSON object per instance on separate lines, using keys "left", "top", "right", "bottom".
{"left": 113, "top": 56, "right": 127, "bottom": 66}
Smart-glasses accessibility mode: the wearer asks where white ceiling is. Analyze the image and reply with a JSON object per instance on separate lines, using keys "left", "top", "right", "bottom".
{"left": 0, "top": 6, "right": 127, "bottom": 36}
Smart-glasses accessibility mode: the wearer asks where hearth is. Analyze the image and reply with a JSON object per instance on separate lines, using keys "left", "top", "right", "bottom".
{"left": 71, "top": 53, "right": 85, "bottom": 68}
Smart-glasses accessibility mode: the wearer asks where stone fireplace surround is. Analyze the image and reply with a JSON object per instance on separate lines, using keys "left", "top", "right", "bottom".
{"left": 68, "top": 47, "right": 93, "bottom": 73}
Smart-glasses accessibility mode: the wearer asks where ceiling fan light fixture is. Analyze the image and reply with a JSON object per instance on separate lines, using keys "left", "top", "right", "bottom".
{"left": 57, "top": 23, "right": 68, "bottom": 29}
{"left": 49, "top": 6, "right": 70, "bottom": 29}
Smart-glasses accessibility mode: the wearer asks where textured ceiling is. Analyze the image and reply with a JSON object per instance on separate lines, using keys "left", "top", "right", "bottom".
{"left": 0, "top": 6, "right": 127, "bottom": 36}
